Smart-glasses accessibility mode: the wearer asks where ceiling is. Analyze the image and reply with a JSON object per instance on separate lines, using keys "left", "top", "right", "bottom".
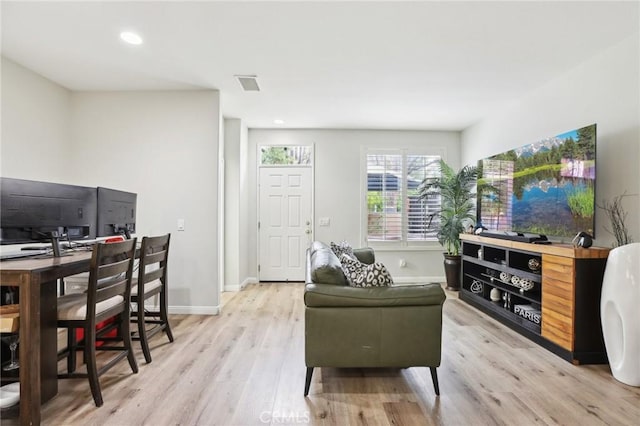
{"left": 2, "top": 1, "right": 638, "bottom": 130}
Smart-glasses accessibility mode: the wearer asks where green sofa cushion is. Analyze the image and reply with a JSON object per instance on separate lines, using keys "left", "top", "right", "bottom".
{"left": 352, "top": 247, "right": 375, "bottom": 265}
{"left": 304, "top": 283, "right": 445, "bottom": 308}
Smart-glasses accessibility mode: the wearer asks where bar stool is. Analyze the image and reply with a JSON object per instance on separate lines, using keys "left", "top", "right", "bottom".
{"left": 57, "top": 239, "right": 138, "bottom": 407}
{"left": 131, "top": 234, "right": 173, "bottom": 363}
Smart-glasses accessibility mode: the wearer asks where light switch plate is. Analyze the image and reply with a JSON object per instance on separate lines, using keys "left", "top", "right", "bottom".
{"left": 177, "top": 219, "right": 185, "bottom": 231}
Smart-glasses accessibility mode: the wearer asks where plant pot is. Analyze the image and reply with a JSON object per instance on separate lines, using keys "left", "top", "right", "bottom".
{"left": 443, "top": 254, "right": 461, "bottom": 291}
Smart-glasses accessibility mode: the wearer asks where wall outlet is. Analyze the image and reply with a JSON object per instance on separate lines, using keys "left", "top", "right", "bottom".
{"left": 399, "top": 259, "right": 407, "bottom": 268}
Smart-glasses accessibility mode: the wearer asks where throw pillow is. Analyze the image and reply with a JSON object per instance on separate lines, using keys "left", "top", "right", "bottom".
{"left": 330, "top": 241, "right": 357, "bottom": 261}
{"left": 339, "top": 254, "right": 394, "bottom": 287}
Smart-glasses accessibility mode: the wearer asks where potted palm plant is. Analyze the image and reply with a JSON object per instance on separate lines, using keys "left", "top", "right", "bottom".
{"left": 418, "top": 160, "right": 480, "bottom": 290}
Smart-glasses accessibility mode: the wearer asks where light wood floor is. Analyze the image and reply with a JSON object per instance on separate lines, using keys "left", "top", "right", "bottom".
{"left": 2, "top": 283, "right": 639, "bottom": 425}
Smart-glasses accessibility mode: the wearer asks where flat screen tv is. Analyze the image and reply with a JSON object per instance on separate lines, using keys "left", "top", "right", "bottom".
{"left": 97, "top": 187, "right": 137, "bottom": 238}
{"left": 477, "top": 123, "right": 596, "bottom": 240}
{"left": 0, "top": 177, "right": 97, "bottom": 244}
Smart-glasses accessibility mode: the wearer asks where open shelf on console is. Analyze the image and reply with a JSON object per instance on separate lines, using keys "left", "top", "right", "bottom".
{"left": 460, "top": 234, "right": 610, "bottom": 365}
{"left": 465, "top": 293, "right": 541, "bottom": 335}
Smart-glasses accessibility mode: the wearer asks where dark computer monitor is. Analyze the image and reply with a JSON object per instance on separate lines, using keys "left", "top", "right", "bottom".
{"left": 0, "top": 177, "right": 97, "bottom": 245}
{"left": 97, "top": 187, "right": 137, "bottom": 239}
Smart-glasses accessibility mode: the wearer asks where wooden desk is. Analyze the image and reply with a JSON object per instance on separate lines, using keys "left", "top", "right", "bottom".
{"left": 1, "top": 251, "right": 92, "bottom": 426}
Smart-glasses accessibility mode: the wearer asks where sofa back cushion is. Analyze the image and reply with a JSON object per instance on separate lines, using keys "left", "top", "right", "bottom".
{"left": 309, "top": 247, "right": 347, "bottom": 286}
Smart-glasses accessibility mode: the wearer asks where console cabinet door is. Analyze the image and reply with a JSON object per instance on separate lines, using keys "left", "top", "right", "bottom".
{"left": 541, "top": 254, "right": 575, "bottom": 350}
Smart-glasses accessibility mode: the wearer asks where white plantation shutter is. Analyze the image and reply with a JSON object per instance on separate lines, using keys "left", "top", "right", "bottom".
{"left": 367, "top": 154, "right": 403, "bottom": 241}
{"left": 367, "top": 152, "right": 441, "bottom": 243}
{"left": 407, "top": 155, "right": 440, "bottom": 240}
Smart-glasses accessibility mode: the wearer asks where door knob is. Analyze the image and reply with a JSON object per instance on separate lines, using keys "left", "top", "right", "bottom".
{"left": 305, "top": 229, "right": 311, "bottom": 234}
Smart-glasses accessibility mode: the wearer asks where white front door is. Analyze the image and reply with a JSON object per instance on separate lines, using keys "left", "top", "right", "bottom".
{"left": 258, "top": 167, "right": 312, "bottom": 281}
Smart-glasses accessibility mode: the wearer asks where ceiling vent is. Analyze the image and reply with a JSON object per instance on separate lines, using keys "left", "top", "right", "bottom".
{"left": 235, "top": 75, "right": 260, "bottom": 92}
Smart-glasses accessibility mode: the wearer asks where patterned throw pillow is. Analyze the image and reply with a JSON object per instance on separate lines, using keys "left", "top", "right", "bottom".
{"left": 330, "top": 241, "right": 356, "bottom": 261}
{"left": 339, "top": 254, "right": 394, "bottom": 287}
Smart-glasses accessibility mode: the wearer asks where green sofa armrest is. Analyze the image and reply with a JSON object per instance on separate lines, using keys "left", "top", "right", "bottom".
{"left": 304, "top": 283, "right": 445, "bottom": 308}
{"left": 353, "top": 247, "right": 375, "bottom": 265}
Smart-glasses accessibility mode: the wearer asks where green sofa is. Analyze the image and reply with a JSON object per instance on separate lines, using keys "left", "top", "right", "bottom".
{"left": 304, "top": 241, "right": 446, "bottom": 396}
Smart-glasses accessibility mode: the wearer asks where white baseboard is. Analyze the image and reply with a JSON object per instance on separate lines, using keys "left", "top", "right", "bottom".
{"left": 224, "top": 276, "right": 258, "bottom": 292}
{"left": 392, "top": 276, "right": 444, "bottom": 285}
{"left": 156, "top": 276, "right": 258, "bottom": 315}
{"left": 149, "top": 276, "right": 439, "bottom": 314}
{"left": 167, "top": 305, "right": 219, "bottom": 315}
{"left": 142, "top": 302, "right": 218, "bottom": 315}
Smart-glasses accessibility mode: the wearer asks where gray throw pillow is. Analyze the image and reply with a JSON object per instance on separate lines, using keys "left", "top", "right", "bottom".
{"left": 339, "top": 254, "right": 393, "bottom": 287}
{"left": 330, "top": 241, "right": 357, "bottom": 260}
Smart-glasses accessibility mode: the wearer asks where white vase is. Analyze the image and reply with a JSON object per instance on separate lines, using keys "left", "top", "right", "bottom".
{"left": 600, "top": 243, "right": 640, "bottom": 386}
{"left": 490, "top": 287, "right": 501, "bottom": 302}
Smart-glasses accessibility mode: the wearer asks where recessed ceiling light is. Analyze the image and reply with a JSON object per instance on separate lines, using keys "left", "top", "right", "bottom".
{"left": 273, "top": 119, "right": 285, "bottom": 125}
{"left": 120, "top": 31, "right": 143, "bottom": 45}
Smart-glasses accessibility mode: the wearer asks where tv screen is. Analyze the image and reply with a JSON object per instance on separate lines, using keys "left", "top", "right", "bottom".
{"left": 477, "top": 123, "right": 596, "bottom": 239}
{"left": 0, "top": 177, "right": 97, "bottom": 244}
{"left": 97, "top": 187, "right": 137, "bottom": 238}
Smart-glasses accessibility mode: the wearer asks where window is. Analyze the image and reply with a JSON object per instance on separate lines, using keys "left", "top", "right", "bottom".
{"left": 366, "top": 151, "right": 441, "bottom": 243}
{"left": 260, "top": 146, "right": 312, "bottom": 165}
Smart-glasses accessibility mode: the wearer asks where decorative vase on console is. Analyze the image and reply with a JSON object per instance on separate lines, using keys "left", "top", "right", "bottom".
{"left": 490, "top": 287, "right": 501, "bottom": 302}
{"left": 600, "top": 243, "right": 640, "bottom": 386}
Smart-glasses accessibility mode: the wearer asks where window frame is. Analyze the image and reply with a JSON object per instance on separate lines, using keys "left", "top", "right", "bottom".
{"left": 258, "top": 144, "right": 314, "bottom": 167}
{"left": 361, "top": 147, "right": 445, "bottom": 250}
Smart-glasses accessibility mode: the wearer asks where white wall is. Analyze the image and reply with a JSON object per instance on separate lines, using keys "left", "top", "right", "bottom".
{"left": 2, "top": 57, "right": 222, "bottom": 313}
{"left": 249, "top": 129, "right": 460, "bottom": 282}
{"left": 68, "top": 91, "right": 221, "bottom": 313}
{"left": 223, "top": 118, "right": 253, "bottom": 290}
{"left": 238, "top": 121, "right": 251, "bottom": 285}
{"left": 462, "top": 33, "right": 640, "bottom": 247}
{"left": 224, "top": 119, "right": 240, "bottom": 290}
{"left": 1, "top": 57, "right": 72, "bottom": 182}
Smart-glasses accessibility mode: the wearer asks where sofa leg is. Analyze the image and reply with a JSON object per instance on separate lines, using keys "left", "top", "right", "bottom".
{"left": 430, "top": 367, "right": 440, "bottom": 395}
{"left": 304, "top": 367, "right": 314, "bottom": 396}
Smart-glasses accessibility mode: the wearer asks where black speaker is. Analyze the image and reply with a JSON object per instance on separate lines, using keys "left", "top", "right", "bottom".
{"left": 572, "top": 231, "right": 593, "bottom": 248}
